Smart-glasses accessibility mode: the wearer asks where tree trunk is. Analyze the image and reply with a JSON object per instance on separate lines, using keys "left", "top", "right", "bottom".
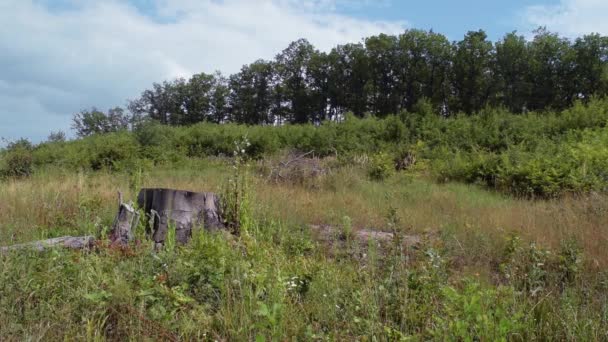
{"left": 137, "top": 188, "right": 224, "bottom": 247}
{"left": 109, "top": 196, "right": 140, "bottom": 246}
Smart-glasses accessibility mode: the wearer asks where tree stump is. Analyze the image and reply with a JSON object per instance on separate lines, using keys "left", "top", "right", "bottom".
{"left": 137, "top": 188, "right": 224, "bottom": 247}
{"left": 109, "top": 192, "right": 140, "bottom": 246}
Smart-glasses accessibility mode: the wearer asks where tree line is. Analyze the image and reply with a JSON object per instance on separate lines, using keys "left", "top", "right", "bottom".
{"left": 75, "top": 27, "right": 608, "bottom": 135}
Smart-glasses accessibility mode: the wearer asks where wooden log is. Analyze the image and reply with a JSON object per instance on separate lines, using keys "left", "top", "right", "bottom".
{"left": 137, "top": 188, "right": 224, "bottom": 246}
{"left": 0, "top": 235, "right": 95, "bottom": 253}
{"left": 308, "top": 224, "right": 421, "bottom": 248}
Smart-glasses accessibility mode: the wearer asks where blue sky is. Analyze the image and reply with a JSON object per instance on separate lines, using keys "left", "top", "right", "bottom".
{"left": 340, "top": 0, "right": 557, "bottom": 40}
{"left": 1, "top": 0, "right": 606, "bottom": 143}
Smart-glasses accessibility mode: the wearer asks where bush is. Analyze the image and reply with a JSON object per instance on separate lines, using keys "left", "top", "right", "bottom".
{"left": 87, "top": 133, "right": 140, "bottom": 171}
{"left": 368, "top": 152, "right": 394, "bottom": 181}
{"left": 133, "top": 121, "right": 185, "bottom": 163}
{"left": 1, "top": 139, "right": 34, "bottom": 178}
{"left": 8, "top": 98, "right": 608, "bottom": 197}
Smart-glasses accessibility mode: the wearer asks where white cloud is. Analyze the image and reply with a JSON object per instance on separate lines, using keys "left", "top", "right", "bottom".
{"left": 523, "top": 0, "right": 608, "bottom": 37}
{"left": 0, "top": 0, "right": 406, "bottom": 142}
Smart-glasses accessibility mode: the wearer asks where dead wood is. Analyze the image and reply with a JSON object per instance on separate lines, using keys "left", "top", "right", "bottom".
{"left": 308, "top": 224, "right": 422, "bottom": 249}
{"left": 279, "top": 150, "right": 314, "bottom": 167}
{"left": 1, "top": 235, "right": 95, "bottom": 254}
{"left": 137, "top": 188, "right": 224, "bottom": 246}
{"left": 109, "top": 191, "right": 140, "bottom": 246}
{"left": 266, "top": 151, "right": 329, "bottom": 186}
{"left": 395, "top": 151, "right": 417, "bottom": 171}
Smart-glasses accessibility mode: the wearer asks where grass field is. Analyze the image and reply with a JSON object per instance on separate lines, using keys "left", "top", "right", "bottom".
{"left": 1, "top": 158, "right": 608, "bottom": 340}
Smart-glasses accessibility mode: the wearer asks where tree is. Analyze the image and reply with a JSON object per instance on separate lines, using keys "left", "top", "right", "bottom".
{"left": 72, "top": 107, "right": 130, "bottom": 137}
{"left": 451, "top": 30, "right": 496, "bottom": 114}
{"left": 327, "top": 43, "right": 370, "bottom": 118}
{"left": 228, "top": 61, "right": 274, "bottom": 124}
{"left": 275, "top": 39, "right": 316, "bottom": 124}
{"left": 495, "top": 32, "right": 532, "bottom": 112}
{"left": 210, "top": 72, "right": 230, "bottom": 123}
{"left": 113, "top": 28, "right": 608, "bottom": 126}
{"left": 128, "top": 81, "right": 176, "bottom": 125}
{"left": 527, "top": 27, "right": 575, "bottom": 111}
{"left": 129, "top": 72, "right": 226, "bottom": 125}
{"left": 396, "top": 29, "right": 452, "bottom": 113}
{"left": 183, "top": 73, "right": 216, "bottom": 124}
{"left": 47, "top": 131, "right": 66, "bottom": 143}
{"left": 307, "top": 51, "right": 331, "bottom": 123}
{"left": 365, "top": 34, "right": 399, "bottom": 117}
{"left": 572, "top": 33, "right": 608, "bottom": 100}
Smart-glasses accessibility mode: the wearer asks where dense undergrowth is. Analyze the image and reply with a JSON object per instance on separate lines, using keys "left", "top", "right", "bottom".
{"left": 3, "top": 98, "right": 608, "bottom": 197}
{"left": 2, "top": 216, "right": 605, "bottom": 340}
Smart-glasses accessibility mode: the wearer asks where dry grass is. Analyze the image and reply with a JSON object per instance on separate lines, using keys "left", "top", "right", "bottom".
{"left": 254, "top": 169, "right": 608, "bottom": 266}
{"left": 1, "top": 162, "right": 607, "bottom": 268}
{"left": 2, "top": 160, "right": 608, "bottom": 340}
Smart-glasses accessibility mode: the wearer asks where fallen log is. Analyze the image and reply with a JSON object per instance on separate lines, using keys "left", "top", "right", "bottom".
{"left": 137, "top": 188, "right": 224, "bottom": 247}
{"left": 308, "top": 224, "right": 421, "bottom": 248}
{"left": 1, "top": 235, "right": 95, "bottom": 254}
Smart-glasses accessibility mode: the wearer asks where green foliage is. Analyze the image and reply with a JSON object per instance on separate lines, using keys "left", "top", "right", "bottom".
{"left": 72, "top": 107, "right": 130, "bottom": 137}
{"left": 340, "top": 215, "right": 353, "bottom": 241}
{"left": 121, "top": 28, "right": 608, "bottom": 128}
{"left": 221, "top": 137, "right": 253, "bottom": 234}
{"left": 7, "top": 98, "right": 608, "bottom": 197}
{"left": 432, "top": 281, "right": 525, "bottom": 341}
{"left": 500, "top": 234, "right": 585, "bottom": 295}
{"left": 558, "top": 239, "right": 583, "bottom": 285}
{"left": 368, "top": 152, "right": 394, "bottom": 181}
{"left": 500, "top": 236, "right": 552, "bottom": 295}
{"left": 133, "top": 121, "right": 183, "bottom": 163}
{"left": 1, "top": 139, "right": 34, "bottom": 178}
{"left": 47, "top": 131, "right": 66, "bottom": 143}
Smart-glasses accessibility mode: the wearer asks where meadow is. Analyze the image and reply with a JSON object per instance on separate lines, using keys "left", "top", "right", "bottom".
{"left": 2, "top": 99, "right": 608, "bottom": 340}
{"left": 1, "top": 154, "right": 607, "bottom": 340}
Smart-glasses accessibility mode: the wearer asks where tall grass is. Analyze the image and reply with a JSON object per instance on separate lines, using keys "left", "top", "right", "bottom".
{"left": 1, "top": 166, "right": 607, "bottom": 339}
{"left": 2, "top": 161, "right": 607, "bottom": 264}
{"left": 1, "top": 152, "right": 608, "bottom": 339}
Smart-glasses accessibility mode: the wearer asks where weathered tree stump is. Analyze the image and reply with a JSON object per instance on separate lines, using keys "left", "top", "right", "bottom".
{"left": 108, "top": 192, "right": 140, "bottom": 246}
{"left": 137, "top": 188, "right": 224, "bottom": 247}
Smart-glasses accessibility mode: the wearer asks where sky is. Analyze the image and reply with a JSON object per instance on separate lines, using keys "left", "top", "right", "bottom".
{"left": 1, "top": 0, "right": 608, "bottom": 143}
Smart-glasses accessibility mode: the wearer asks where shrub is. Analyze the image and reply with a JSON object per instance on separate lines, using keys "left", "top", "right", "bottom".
{"left": 87, "top": 133, "right": 140, "bottom": 171}
{"left": 1, "top": 139, "right": 34, "bottom": 178}
{"left": 368, "top": 152, "right": 394, "bottom": 181}
{"left": 133, "top": 121, "right": 184, "bottom": 163}
{"left": 10, "top": 98, "right": 608, "bottom": 196}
